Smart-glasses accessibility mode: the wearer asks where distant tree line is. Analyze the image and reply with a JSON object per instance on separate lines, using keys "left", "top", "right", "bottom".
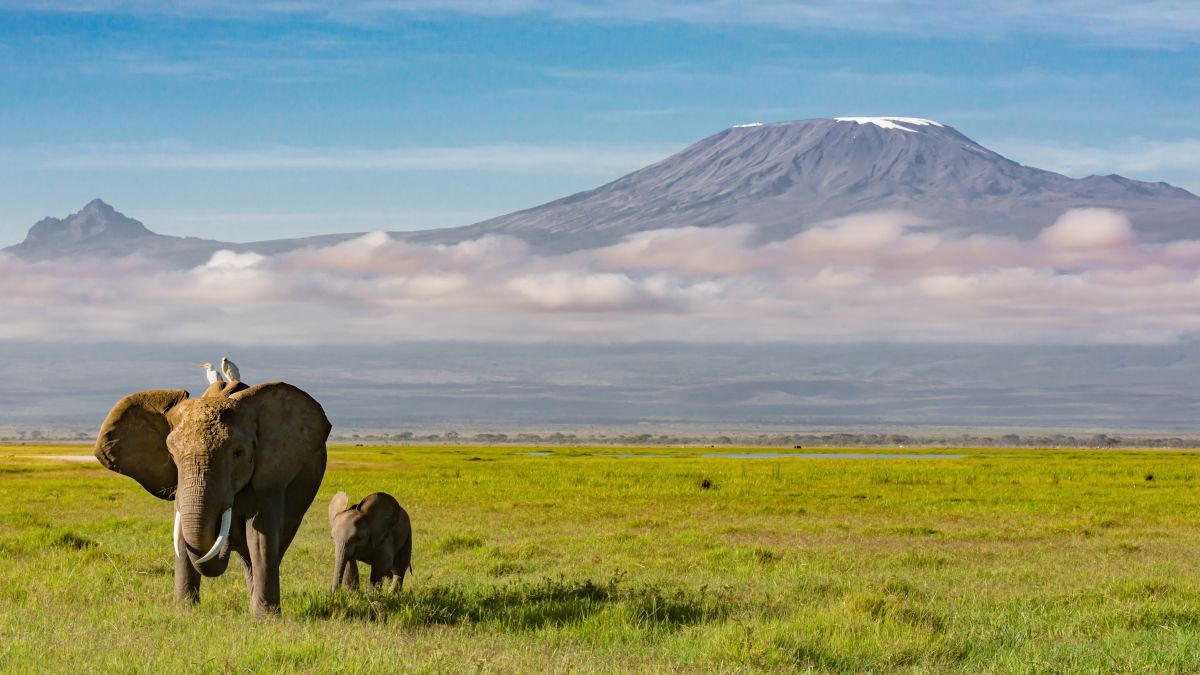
{"left": 4, "top": 428, "right": 1196, "bottom": 449}
{"left": 0, "top": 429, "right": 91, "bottom": 443}
{"left": 325, "top": 430, "right": 1200, "bottom": 449}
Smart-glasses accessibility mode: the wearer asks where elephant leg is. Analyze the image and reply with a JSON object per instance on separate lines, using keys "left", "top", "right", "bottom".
{"left": 246, "top": 492, "right": 284, "bottom": 617}
{"left": 369, "top": 548, "right": 394, "bottom": 591}
{"left": 277, "top": 455, "right": 326, "bottom": 558}
{"left": 231, "top": 509, "right": 253, "bottom": 596}
{"left": 236, "top": 546, "right": 254, "bottom": 597}
{"left": 174, "top": 550, "right": 201, "bottom": 604}
{"left": 342, "top": 560, "right": 360, "bottom": 591}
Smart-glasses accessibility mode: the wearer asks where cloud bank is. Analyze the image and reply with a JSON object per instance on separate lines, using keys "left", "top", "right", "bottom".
{"left": 3, "top": 208, "right": 1200, "bottom": 346}
{"left": 39, "top": 142, "right": 679, "bottom": 173}
{"left": 13, "top": 1, "right": 1200, "bottom": 46}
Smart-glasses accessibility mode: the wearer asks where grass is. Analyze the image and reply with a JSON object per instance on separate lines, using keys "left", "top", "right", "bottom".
{"left": 4, "top": 443, "right": 1200, "bottom": 671}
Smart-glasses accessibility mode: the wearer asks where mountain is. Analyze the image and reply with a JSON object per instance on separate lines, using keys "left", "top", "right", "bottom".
{"left": 410, "top": 117, "right": 1200, "bottom": 251}
{"left": 3, "top": 198, "right": 228, "bottom": 266}
{"left": 6, "top": 118, "right": 1200, "bottom": 263}
{"left": 3, "top": 199, "right": 358, "bottom": 267}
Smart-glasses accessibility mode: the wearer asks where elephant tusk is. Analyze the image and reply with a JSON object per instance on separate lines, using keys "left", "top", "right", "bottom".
{"left": 173, "top": 509, "right": 184, "bottom": 558}
{"left": 194, "top": 508, "right": 232, "bottom": 564}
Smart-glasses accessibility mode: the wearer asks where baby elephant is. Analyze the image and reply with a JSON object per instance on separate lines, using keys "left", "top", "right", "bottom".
{"left": 328, "top": 491, "right": 413, "bottom": 593}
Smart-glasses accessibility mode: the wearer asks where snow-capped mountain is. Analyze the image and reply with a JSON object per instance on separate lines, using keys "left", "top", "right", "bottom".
{"left": 6, "top": 117, "right": 1199, "bottom": 263}
{"left": 408, "top": 116, "right": 1200, "bottom": 251}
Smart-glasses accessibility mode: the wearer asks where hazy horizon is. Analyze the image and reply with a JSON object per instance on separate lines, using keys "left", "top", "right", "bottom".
{"left": 3, "top": 340, "right": 1199, "bottom": 435}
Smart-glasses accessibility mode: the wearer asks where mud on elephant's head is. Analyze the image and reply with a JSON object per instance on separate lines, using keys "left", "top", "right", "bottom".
{"left": 94, "top": 382, "right": 330, "bottom": 577}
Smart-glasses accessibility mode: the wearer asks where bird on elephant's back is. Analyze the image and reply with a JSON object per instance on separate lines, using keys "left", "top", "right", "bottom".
{"left": 93, "top": 380, "right": 331, "bottom": 617}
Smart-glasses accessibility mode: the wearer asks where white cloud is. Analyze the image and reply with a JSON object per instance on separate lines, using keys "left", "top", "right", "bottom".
{"left": 37, "top": 142, "right": 679, "bottom": 173}
{"left": 591, "top": 224, "right": 756, "bottom": 275}
{"left": 1038, "top": 208, "right": 1135, "bottom": 251}
{"left": 203, "top": 250, "right": 266, "bottom": 269}
{"left": 10, "top": 1, "right": 1200, "bottom": 46}
{"left": 5, "top": 207, "right": 1200, "bottom": 346}
{"left": 506, "top": 271, "right": 671, "bottom": 311}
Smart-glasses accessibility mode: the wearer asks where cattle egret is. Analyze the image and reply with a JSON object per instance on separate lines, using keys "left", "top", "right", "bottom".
{"left": 221, "top": 356, "right": 241, "bottom": 383}
{"left": 199, "top": 362, "right": 222, "bottom": 385}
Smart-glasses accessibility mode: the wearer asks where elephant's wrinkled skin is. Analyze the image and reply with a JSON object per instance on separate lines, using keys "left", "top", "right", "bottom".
{"left": 94, "top": 379, "right": 330, "bottom": 616}
{"left": 329, "top": 491, "right": 413, "bottom": 593}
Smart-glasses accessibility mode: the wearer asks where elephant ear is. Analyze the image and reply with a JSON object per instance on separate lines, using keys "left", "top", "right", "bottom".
{"left": 329, "top": 491, "right": 350, "bottom": 525}
{"left": 93, "top": 390, "right": 190, "bottom": 500}
{"left": 231, "top": 382, "right": 332, "bottom": 484}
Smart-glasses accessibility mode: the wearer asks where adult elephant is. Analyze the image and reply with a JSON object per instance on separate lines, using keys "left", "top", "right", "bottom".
{"left": 93, "top": 379, "right": 330, "bottom": 616}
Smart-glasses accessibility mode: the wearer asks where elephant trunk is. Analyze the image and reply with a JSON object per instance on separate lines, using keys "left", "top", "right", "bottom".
{"left": 179, "top": 509, "right": 232, "bottom": 577}
{"left": 195, "top": 508, "right": 231, "bottom": 564}
{"left": 175, "top": 508, "right": 230, "bottom": 562}
{"left": 332, "top": 545, "right": 348, "bottom": 592}
{"left": 179, "top": 510, "right": 217, "bottom": 553}
{"left": 176, "top": 478, "right": 233, "bottom": 576}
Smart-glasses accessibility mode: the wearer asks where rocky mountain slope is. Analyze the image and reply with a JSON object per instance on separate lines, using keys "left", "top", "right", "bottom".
{"left": 410, "top": 117, "right": 1200, "bottom": 251}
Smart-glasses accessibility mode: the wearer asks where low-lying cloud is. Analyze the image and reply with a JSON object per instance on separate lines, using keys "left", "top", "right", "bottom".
{"left": 3, "top": 208, "right": 1199, "bottom": 345}
{"left": 39, "top": 142, "right": 679, "bottom": 173}
{"left": 16, "top": 1, "right": 1200, "bottom": 47}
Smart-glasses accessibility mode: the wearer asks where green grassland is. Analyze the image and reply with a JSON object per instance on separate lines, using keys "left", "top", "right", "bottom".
{"left": 3, "top": 443, "right": 1200, "bottom": 672}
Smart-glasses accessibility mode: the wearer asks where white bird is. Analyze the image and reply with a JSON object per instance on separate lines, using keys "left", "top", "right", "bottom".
{"left": 199, "top": 362, "right": 223, "bottom": 385}
{"left": 221, "top": 356, "right": 241, "bottom": 383}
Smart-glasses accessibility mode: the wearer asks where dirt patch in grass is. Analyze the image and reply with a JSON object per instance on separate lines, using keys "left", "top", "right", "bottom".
{"left": 22, "top": 455, "right": 99, "bottom": 463}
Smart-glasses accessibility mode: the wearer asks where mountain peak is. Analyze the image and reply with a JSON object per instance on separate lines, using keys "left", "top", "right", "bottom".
{"left": 80, "top": 198, "right": 117, "bottom": 214}
{"left": 833, "top": 116, "right": 944, "bottom": 132}
{"left": 11, "top": 200, "right": 157, "bottom": 257}
{"left": 730, "top": 117, "right": 946, "bottom": 133}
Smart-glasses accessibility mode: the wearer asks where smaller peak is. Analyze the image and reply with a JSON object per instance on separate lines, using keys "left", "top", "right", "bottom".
{"left": 834, "top": 116, "right": 943, "bottom": 133}
{"left": 78, "top": 198, "right": 119, "bottom": 217}
{"left": 16, "top": 198, "right": 153, "bottom": 249}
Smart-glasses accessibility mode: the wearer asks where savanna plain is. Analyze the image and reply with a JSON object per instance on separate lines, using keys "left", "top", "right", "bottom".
{"left": 3, "top": 443, "right": 1200, "bottom": 673}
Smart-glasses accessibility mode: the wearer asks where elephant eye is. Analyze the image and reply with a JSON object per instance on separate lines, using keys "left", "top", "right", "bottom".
{"left": 233, "top": 448, "right": 245, "bottom": 458}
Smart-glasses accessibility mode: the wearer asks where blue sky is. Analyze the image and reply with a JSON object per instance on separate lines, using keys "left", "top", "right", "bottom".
{"left": 1, "top": 1, "right": 1198, "bottom": 243}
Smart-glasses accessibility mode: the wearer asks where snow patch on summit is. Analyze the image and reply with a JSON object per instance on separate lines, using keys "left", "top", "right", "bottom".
{"left": 835, "top": 117, "right": 943, "bottom": 132}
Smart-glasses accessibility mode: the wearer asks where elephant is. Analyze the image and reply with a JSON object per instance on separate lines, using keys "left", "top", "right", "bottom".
{"left": 328, "top": 491, "right": 413, "bottom": 593}
{"left": 93, "top": 379, "right": 331, "bottom": 616}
